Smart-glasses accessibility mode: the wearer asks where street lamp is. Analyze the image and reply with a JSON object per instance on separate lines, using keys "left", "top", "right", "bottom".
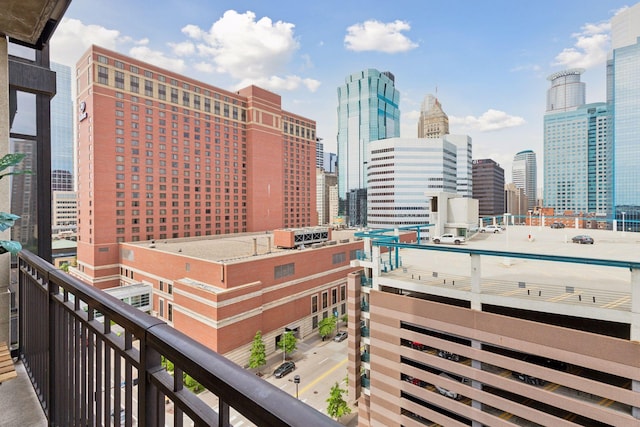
{"left": 294, "top": 375, "right": 301, "bottom": 399}
{"left": 282, "top": 329, "right": 287, "bottom": 363}
{"left": 503, "top": 213, "right": 511, "bottom": 266}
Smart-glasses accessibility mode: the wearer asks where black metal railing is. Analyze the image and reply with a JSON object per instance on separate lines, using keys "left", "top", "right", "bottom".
{"left": 17, "top": 250, "right": 340, "bottom": 427}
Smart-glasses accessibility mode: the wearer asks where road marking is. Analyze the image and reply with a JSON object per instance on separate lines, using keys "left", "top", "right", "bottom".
{"left": 547, "top": 292, "right": 579, "bottom": 302}
{"left": 298, "top": 357, "right": 348, "bottom": 397}
{"left": 318, "top": 357, "right": 329, "bottom": 365}
{"left": 279, "top": 383, "right": 288, "bottom": 389}
{"left": 601, "top": 295, "right": 630, "bottom": 309}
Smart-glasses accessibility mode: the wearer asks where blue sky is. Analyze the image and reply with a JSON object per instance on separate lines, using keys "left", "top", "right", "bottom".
{"left": 50, "top": 1, "right": 634, "bottom": 181}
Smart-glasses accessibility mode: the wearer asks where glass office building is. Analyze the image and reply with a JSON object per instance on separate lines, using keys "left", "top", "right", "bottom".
{"left": 512, "top": 150, "right": 537, "bottom": 211}
{"left": 544, "top": 103, "right": 611, "bottom": 215}
{"left": 51, "top": 62, "right": 74, "bottom": 191}
{"left": 337, "top": 69, "right": 400, "bottom": 220}
{"left": 611, "top": 4, "right": 640, "bottom": 229}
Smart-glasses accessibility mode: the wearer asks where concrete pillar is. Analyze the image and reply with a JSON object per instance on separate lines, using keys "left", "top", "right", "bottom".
{"left": 0, "top": 37, "right": 10, "bottom": 345}
{"left": 470, "top": 254, "right": 481, "bottom": 310}
{"left": 631, "top": 267, "right": 640, "bottom": 419}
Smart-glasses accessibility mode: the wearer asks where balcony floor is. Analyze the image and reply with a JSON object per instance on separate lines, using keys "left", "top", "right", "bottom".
{"left": 0, "top": 359, "right": 46, "bottom": 427}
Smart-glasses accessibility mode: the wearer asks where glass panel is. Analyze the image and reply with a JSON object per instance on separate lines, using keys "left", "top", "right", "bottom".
{"left": 8, "top": 42, "right": 36, "bottom": 61}
{"left": 10, "top": 137, "right": 38, "bottom": 253}
{"left": 10, "top": 91, "right": 37, "bottom": 136}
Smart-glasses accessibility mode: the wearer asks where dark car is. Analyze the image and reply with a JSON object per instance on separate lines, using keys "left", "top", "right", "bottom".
{"left": 512, "top": 371, "right": 545, "bottom": 386}
{"left": 572, "top": 235, "right": 594, "bottom": 244}
{"left": 550, "top": 222, "right": 565, "bottom": 229}
{"left": 334, "top": 330, "right": 348, "bottom": 342}
{"left": 273, "top": 361, "right": 296, "bottom": 378}
{"left": 437, "top": 350, "right": 460, "bottom": 362}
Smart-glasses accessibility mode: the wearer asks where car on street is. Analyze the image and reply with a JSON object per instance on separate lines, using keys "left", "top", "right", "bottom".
{"left": 334, "top": 330, "right": 348, "bottom": 342}
{"left": 432, "top": 234, "right": 465, "bottom": 245}
{"left": 572, "top": 235, "right": 594, "bottom": 244}
{"left": 550, "top": 222, "right": 565, "bottom": 228}
{"left": 480, "top": 225, "right": 502, "bottom": 233}
{"left": 273, "top": 361, "right": 296, "bottom": 378}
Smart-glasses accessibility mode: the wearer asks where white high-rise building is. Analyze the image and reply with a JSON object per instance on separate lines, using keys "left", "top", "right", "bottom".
{"left": 366, "top": 138, "right": 457, "bottom": 229}
{"left": 512, "top": 150, "right": 537, "bottom": 211}
{"left": 445, "top": 134, "right": 473, "bottom": 198}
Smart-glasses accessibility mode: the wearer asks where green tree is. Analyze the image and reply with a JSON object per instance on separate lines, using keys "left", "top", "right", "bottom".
{"left": 277, "top": 331, "right": 297, "bottom": 359}
{"left": 318, "top": 316, "right": 337, "bottom": 341}
{"left": 248, "top": 330, "right": 267, "bottom": 373}
{"left": 60, "top": 263, "right": 70, "bottom": 272}
{"left": 326, "top": 381, "right": 351, "bottom": 420}
{"left": 341, "top": 314, "right": 348, "bottom": 328}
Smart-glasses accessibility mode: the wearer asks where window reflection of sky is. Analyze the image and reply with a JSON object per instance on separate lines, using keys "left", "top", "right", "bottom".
{"left": 10, "top": 91, "right": 37, "bottom": 136}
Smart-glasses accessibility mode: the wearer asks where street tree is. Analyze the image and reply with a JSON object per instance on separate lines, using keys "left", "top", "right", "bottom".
{"left": 278, "top": 331, "right": 297, "bottom": 359}
{"left": 248, "top": 330, "right": 267, "bottom": 374}
{"left": 318, "top": 316, "right": 337, "bottom": 340}
{"left": 326, "top": 381, "right": 351, "bottom": 420}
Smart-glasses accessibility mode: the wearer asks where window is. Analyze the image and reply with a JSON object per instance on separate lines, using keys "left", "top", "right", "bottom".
{"left": 98, "top": 65, "right": 108, "bottom": 85}
{"left": 311, "top": 295, "right": 318, "bottom": 313}
{"left": 340, "top": 285, "right": 346, "bottom": 301}
{"left": 332, "top": 252, "right": 346, "bottom": 264}
{"left": 168, "top": 303, "right": 173, "bottom": 322}
{"left": 312, "top": 315, "right": 318, "bottom": 330}
{"left": 321, "top": 291, "right": 328, "bottom": 309}
{"left": 274, "top": 262, "right": 294, "bottom": 279}
{"left": 331, "top": 288, "right": 337, "bottom": 305}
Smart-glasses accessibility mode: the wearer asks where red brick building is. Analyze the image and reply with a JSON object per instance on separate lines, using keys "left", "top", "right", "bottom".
{"left": 118, "top": 230, "right": 362, "bottom": 366}
{"left": 74, "top": 45, "right": 317, "bottom": 288}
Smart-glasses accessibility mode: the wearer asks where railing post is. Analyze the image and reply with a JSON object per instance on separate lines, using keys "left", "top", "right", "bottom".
{"left": 140, "top": 330, "right": 162, "bottom": 427}
{"left": 48, "top": 266, "right": 59, "bottom": 426}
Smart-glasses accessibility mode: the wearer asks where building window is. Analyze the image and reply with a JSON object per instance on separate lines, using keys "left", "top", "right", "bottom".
{"left": 332, "top": 252, "right": 346, "bottom": 264}
{"left": 274, "top": 262, "right": 295, "bottom": 279}
{"left": 312, "top": 315, "right": 318, "bottom": 330}
{"left": 322, "top": 291, "right": 328, "bottom": 309}
{"left": 311, "top": 295, "right": 318, "bottom": 313}
{"left": 331, "top": 288, "right": 337, "bottom": 305}
{"left": 97, "top": 65, "right": 108, "bottom": 85}
{"left": 158, "top": 298, "right": 164, "bottom": 317}
{"left": 168, "top": 303, "right": 173, "bottom": 322}
{"left": 340, "top": 285, "right": 346, "bottom": 301}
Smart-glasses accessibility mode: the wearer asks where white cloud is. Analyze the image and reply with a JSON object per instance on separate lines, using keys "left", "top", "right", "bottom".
{"left": 553, "top": 21, "right": 610, "bottom": 69}
{"left": 234, "top": 75, "right": 321, "bottom": 93}
{"left": 50, "top": 18, "right": 124, "bottom": 66}
{"left": 169, "top": 41, "right": 196, "bottom": 56}
{"left": 510, "top": 64, "right": 542, "bottom": 73}
{"left": 128, "top": 46, "right": 187, "bottom": 73}
{"left": 194, "top": 61, "right": 215, "bottom": 73}
{"left": 344, "top": 20, "right": 418, "bottom": 53}
{"left": 183, "top": 10, "right": 299, "bottom": 79}
{"left": 450, "top": 109, "right": 526, "bottom": 132}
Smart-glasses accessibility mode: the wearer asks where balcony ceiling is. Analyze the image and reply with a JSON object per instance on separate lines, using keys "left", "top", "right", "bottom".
{"left": 0, "top": 0, "right": 72, "bottom": 49}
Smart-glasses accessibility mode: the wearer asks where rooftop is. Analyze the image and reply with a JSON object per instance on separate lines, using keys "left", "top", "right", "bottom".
{"left": 128, "top": 229, "right": 360, "bottom": 263}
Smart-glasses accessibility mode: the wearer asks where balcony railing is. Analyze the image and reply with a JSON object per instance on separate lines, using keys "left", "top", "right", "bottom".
{"left": 17, "top": 250, "right": 340, "bottom": 427}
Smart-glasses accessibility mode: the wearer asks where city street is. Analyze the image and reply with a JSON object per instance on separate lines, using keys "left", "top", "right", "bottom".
{"left": 167, "top": 332, "right": 357, "bottom": 426}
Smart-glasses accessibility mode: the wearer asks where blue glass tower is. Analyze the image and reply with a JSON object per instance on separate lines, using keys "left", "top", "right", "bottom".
{"left": 50, "top": 62, "right": 74, "bottom": 191}
{"left": 544, "top": 103, "right": 611, "bottom": 215}
{"left": 610, "top": 4, "right": 640, "bottom": 229}
{"left": 337, "top": 69, "right": 400, "bottom": 221}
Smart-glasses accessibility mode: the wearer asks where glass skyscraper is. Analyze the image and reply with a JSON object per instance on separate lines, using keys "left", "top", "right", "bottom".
{"left": 544, "top": 103, "right": 611, "bottom": 215}
{"left": 51, "top": 62, "right": 74, "bottom": 191}
{"left": 512, "top": 150, "right": 537, "bottom": 211}
{"left": 610, "top": 3, "right": 640, "bottom": 228}
{"left": 337, "top": 69, "right": 400, "bottom": 221}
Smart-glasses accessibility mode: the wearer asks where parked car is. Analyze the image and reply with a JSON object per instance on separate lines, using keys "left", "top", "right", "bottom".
{"left": 512, "top": 371, "right": 545, "bottom": 386}
{"left": 432, "top": 234, "right": 465, "bottom": 245}
{"left": 437, "top": 350, "right": 460, "bottom": 362}
{"left": 572, "top": 235, "right": 594, "bottom": 244}
{"left": 334, "top": 330, "right": 348, "bottom": 342}
{"left": 480, "top": 225, "right": 502, "bottom": 233}
{"left": 550, "top": 222, "right": 565, "bottom": 229}
{"left": 435, "top": 373, "right": 461, "bottom": 400}
{"left": 273, "top": 361, "right": 296, "bottom": 378}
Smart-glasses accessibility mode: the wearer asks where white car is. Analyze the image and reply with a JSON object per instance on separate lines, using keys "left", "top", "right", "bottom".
{"left": 431, "top": 234, "right": 465, "bottom": 245}
{"left": 480, "top": 225, "right": 502, "bottom": 233}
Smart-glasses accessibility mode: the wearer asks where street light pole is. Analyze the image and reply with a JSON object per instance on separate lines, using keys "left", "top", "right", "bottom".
{"left": 294, "top": 375, "right": 300, "bottom": 399}
{"left": 282, "top": 329, "right": 287, "bottom": 363}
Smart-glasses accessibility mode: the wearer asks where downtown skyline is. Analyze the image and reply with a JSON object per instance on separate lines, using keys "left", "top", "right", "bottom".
{"left": 49, "top": 1, "right": 634, "bottom": 180}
